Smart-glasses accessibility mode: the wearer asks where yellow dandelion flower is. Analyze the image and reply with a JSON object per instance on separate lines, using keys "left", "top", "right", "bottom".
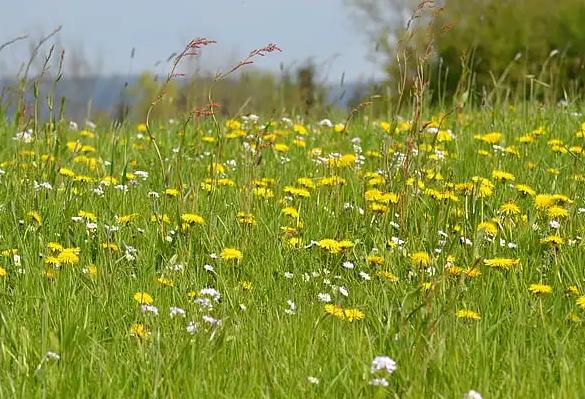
{"left": 477, "top": 221, "right": 498, "bottom": 237}
{"left": 151, "top": 213, "right": 171, "bottom": 224}
{"left": 515, "top": 184, "right": 536, "bottom": 196}
{"left": 576, "top": 295, "right": 585, "bottom": 310}
{"left": 456, "top": 309, "right": 481, "bottom": 320}
{"left": 296, "top": 177, "right": 315, "bottom": 189}
{"left": 164, "top": 188, "right": 181, "bottom": 197}
{"left": 116, "top": 213, "right": 139, "bottom": 225}
{"left": 129, "top": 323, "right": 149, "bottom": 339}
{"left": 283, "top": 186, "right": 311, "bottom": 198}
{"left": 343, "top": 308, "right": 365, "bottom": 322}
{"left": 27, "top": 211, "right": 42, "bottom": 225}
{"left": 157, "top": 277, "right": 174, "bottom": 287}
{"left": 534, "top": 194, "right": 554, "bottom": 209}
{"left": 499, "top": 202, "right": 521, "bottom": 216}
{"left": 464, "top": 268, "right": 482, "bottom": 278}
{"left": 133, "top": 292, "right": 153, "bottom": 305}
{"left": 366, "top": 255, "right": 385, "bottom": 266}
{"left": 281, "top": 207, "right": 300, "bottom": 218}
{"left": 274, "top": 143, "right": 289, "bottom": 152}
{"left": 101, "top": 242, "right": 119, "bottom": 252}
{"left": 59, "top": 167, "right": 76, "bottom": 177}
{"left": 529, "top": 283, "right": 552, "bottom": 295}
{"left": 566, "top": 286, "right": 580, "bottom": 296}
{"left": 236, "top": 212, "right": 256, "bottom": 226}
{"left": 253, "top": 187, "right": 274, "bottom": 199}
{"left": 0, "top": 266, "right": 7, "bottom": 277}
{"left": 47, "top": 243, "right": 64, "bottom": 253}
{"left": 181, "top": 213, "right": 205, "bottom": 225}
{"left": 484, "top": 258, "right": 520, "bottom": 270}
{"left": 475, "top": 132, "right": 502, "bottom": 144}
{"left": 57, "top": 248, "right": 80, "bottom": 265}
{"left": 208, "top": 162, "right": 225, "bottom": 175}
{"left": 547, "top": 206, "right": 569, "bottom": 219}
{"left": 78, "top": 210, "right": 97, "bottom": 222}
{"left": 324, "top": 304, "right": 345, "bottom": 319}
{"left": 220, "top": 248, "right": 243, "bottom": 262}
{"left": 540, "top": 235, "right": 564, "bottom": 247}
{"left": 410, "top": 252, "right": 431, "bottom": 267}
{"left": 376, "top": 271, "right": 399, "bottom": 282}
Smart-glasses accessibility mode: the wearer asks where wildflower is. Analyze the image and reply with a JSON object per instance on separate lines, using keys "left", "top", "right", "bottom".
{"left": 366, "top": 255, "right": 384, "bottom": 266}
{"left": 343, "top": 308, "right": 365, "bottom": 322}
{"left": 566, "top": 286, "right": 580, "bottom": 296}
{"left": 169, "top": 307, "right": 186, "bottom": 318}
{"left": 181, "top": 213, "right": 205, "bottom": 225}
{"left": 307, "top": 376, "right": 320, "bottom": 385}
{"left": 157, "top": 277, "right": 174, "bottom": 287}
{"left": 529, "top": 283, "right": 552, "bottom": 295}
{"left": 283, "top": 186, "right": 310, "bottom": 198}
{"left": 27, "top": 211, "right": 42, "bottom": 225}
{"left": 78, "top": 210, "right": 97, "bottom": 222}
{"left": 499, "top": 202, "right": 521, "bottom": 216}
{"left": 133, "top": 292, "right": 153, "bottom": 305}
{"left": 369, "top": 378, "right": 389, "bottom": 387}
{"left": 186, "top": 321, "right": 198, "bottom": 334}
{"left": 484, "top": 258, "right": 520, "bottom": 270}
{"left": 324, "top": 304, "right": 345, "bottom": 319}
{"left": 343, "top": 261, "right": 355, "bottom": 269}
{"left": 515, "top": 184, "right": 536, "bottom": 196}
{"left": 129, "top": 323, "right": 149, "bottom": 339}
{"left": 57, "top": 248, "right": 80, "bottom": 265}
{"left": 371, "top": 356, "right": 397, "bottom": 374}
{"left": 475, "top": 132, "right": 502, "bottom": 144}
{"left": 236, "top": 212, "right": 256, "bottom": 225}
{"left": 456, "top": 309, "right": 481, "bottom": 320}
{"left": 43, "top": 351, "right": 60, "bottom": 361}
{"left": 281, "top": 207, "right": 299, "bottom": 218}
{"left": 318, "top": 293, "right": 332, "bottom": 303}
{"left": 220, "top": 248, "right": 243, "bottom": 262}
{"left": 284, "top": 300, "right": 297, "bottom": 315}
{"left": 202, "top": 315, "right": 222, "bottom": 327}
{"left": 540, "top": 235, "right": 564, "bottom": 247}
{"left": 410, "top": 252, "right": 431, "bottom": 267}
{"left": 492, "top": 169, "right": 515, "bottom": 182}
{"left": 477, "top": 221, "right": 498, "bottom": 237}
{"left": 164, "top": 188, "right": 180, "bottom": 197}
{"left": 576, "top": 295, "right": 585, "bottom": 310}
{"left": 376, "top": 271, "right": 399, "bottom": 282}
{"left": 140, "top": 304, "right": 159, "bottom": 316}
{"left": 359, "top": 271, "right": 371, "bottom": 280}
{"left": 464, "top": 390, "right": 483, "bottom": 399}
{"left": 547, "top": 206, "right": 569, "bottom": 219}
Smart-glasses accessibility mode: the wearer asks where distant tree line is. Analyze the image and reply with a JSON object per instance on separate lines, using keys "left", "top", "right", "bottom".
{"left": 350, "top": 0, "right": 585, "bottom": 104}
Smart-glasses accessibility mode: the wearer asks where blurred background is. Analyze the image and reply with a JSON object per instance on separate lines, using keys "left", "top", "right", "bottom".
{"left": 2, "top": 0, "right": 585, "bottom": 122}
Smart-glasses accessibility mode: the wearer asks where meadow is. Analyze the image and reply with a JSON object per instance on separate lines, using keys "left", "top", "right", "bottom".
{"left": 0, "top": 103, "right": 584, "bottom": 398}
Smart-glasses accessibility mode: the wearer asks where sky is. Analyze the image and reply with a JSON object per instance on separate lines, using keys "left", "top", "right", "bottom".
{"left": 0, "top": 0, "right": 386, "bottom": 83}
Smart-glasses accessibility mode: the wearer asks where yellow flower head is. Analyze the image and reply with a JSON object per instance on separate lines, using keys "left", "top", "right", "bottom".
{"left": 129, "top": 323, "right": 149, "bottom": 339}
{"left": 181, "top": 213, "right": 205, "bottom": 225}
{"left": 220, "top": 248, "right": 243, "bottom": 262}
{"left": 456, "top": 309, "right": 481, "bottom": 320}
{"left": 529, "top": 283, "right": 552, "bottom": 295}
{"left": 484, "top": 258, "right": 520, "bottom": 270}
{"left": 133, "top": 292, "right": 153, "bottom": 305}
{"left": 410, "top": 252, "right": 431, "bottom": 267}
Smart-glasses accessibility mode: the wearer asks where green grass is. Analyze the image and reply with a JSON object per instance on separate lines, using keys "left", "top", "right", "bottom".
{"left": 0, "top": 105, "right": 584, "bottom": 398}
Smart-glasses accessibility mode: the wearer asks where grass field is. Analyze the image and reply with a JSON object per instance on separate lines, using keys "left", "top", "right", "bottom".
{"left": 0, "top": 105, "right": 584, "bottom": 398}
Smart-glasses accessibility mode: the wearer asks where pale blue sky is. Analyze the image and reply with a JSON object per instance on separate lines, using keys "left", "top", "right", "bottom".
{"left": 0, "top": 0, "right": 386, "bottom": 83}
